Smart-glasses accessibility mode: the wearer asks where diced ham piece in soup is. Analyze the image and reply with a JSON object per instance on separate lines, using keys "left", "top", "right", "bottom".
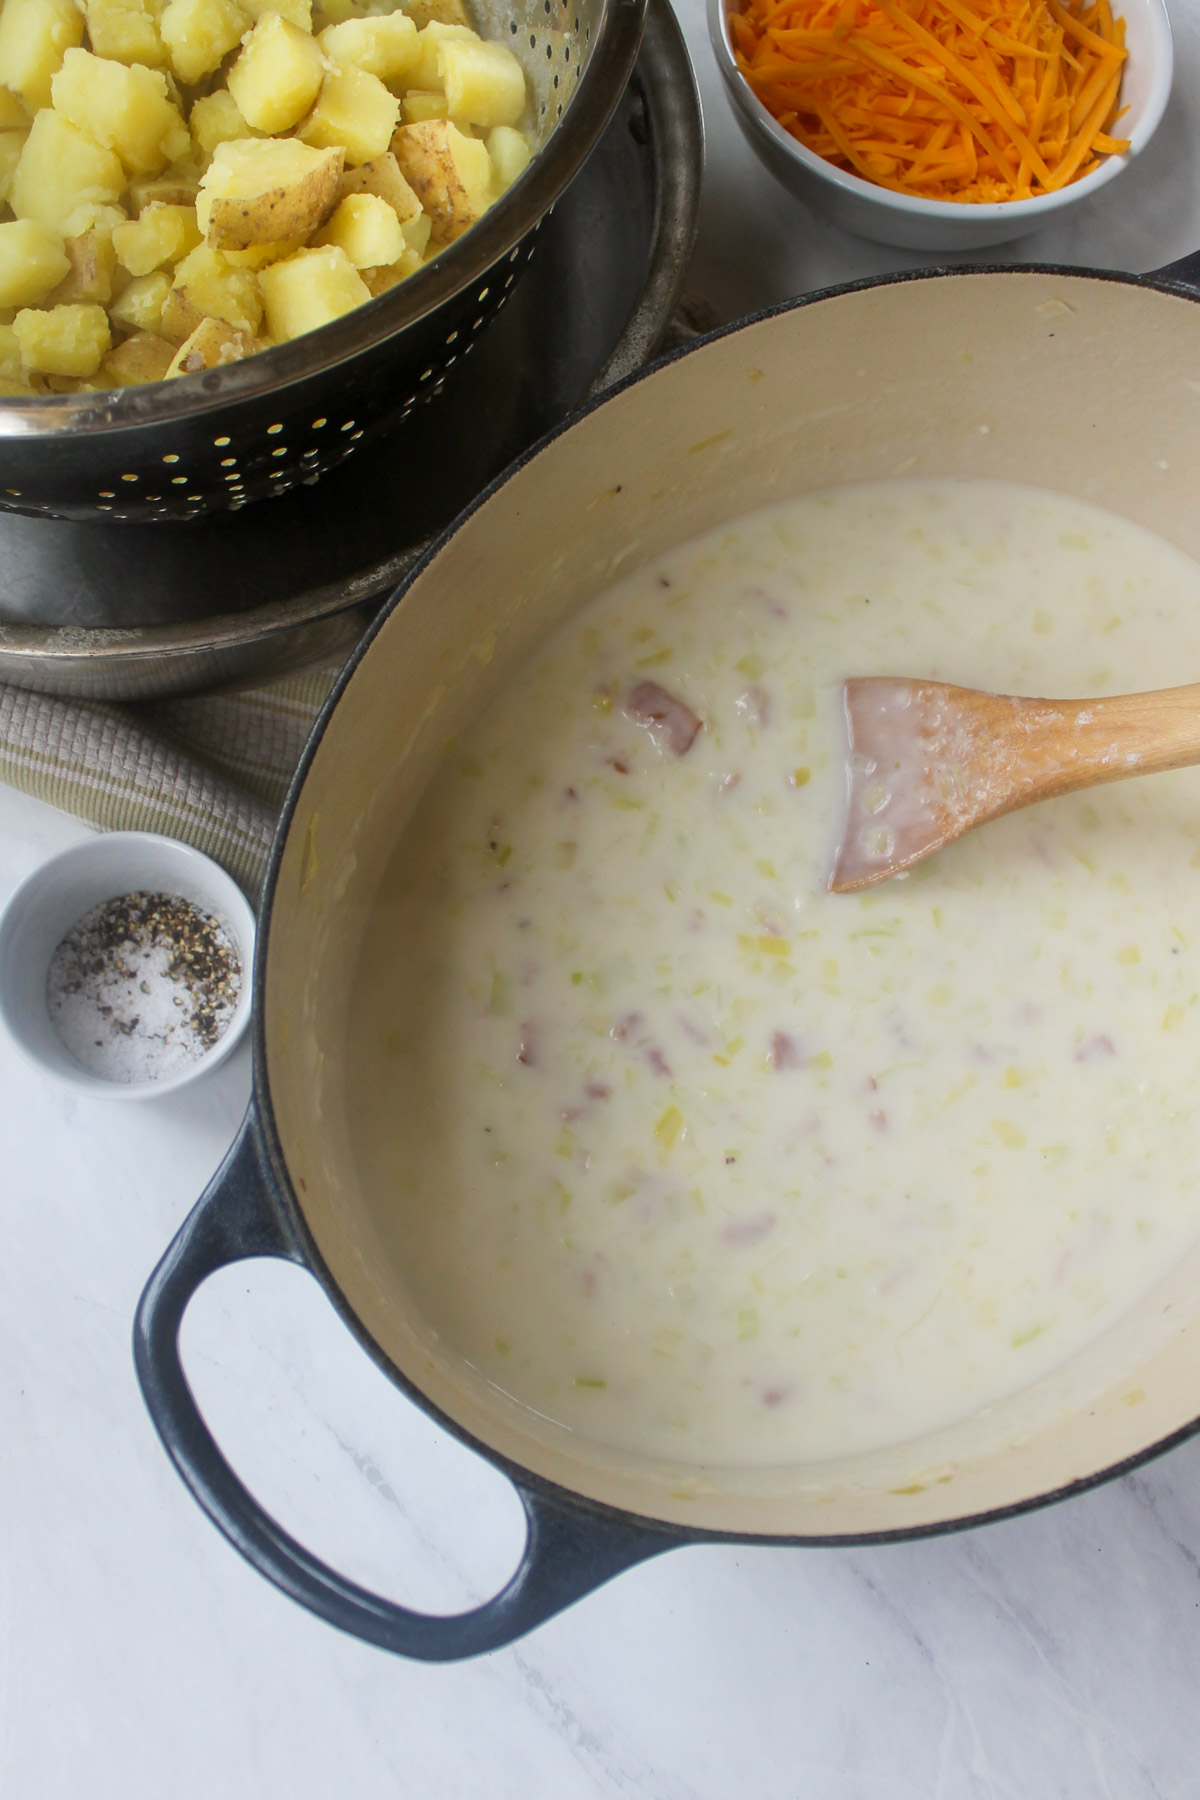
{"left": 625, "top": 681, "right": 702, "bottom": 756}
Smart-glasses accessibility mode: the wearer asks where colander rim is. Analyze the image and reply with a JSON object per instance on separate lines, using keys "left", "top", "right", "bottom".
{"left": 0, "top": 0, "right": 647, "bottom": 439}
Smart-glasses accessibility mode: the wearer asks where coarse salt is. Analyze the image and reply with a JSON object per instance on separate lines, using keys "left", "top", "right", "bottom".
{"left": 46, "top": 890, "right": 242, "bottom": 1084}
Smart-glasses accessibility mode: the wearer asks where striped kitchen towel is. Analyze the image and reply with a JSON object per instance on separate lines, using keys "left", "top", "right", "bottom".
{"left": 0, "top": 660, "right": 342, "bottom": 898}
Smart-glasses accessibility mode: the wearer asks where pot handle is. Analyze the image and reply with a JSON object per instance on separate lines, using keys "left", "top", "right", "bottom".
{"left": 1148, "top": 250, "right": 1200, "bottom": 295}
{"left": 133, "top": 1109, "right": 672, "bottom": 1661}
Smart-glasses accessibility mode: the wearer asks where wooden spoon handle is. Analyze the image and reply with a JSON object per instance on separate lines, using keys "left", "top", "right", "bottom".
{"left": 985, "top": 679, "right": 1200, "bottom": 809}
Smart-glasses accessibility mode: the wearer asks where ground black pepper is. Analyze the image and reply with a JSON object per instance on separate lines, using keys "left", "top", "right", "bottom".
{"left": 47, "top": 890, "right": 242, "bottom": 1083}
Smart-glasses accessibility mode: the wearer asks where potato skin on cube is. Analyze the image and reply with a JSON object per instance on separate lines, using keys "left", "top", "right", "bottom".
{"left": 160, "top": 0, "right": 249, "bottom": 85}
{"left": 391, "top": 118, "right": 491, "bottom": 246}
{"left": 439, "top": 38, "right": 525, "bottom": 129}
{"left": 259, "top": 243, "right": 369, "bottom": 340}
{"left": 199, "top": 139, "right": 344, "bottom": 249}
{"left": 0, "top": 217, "right": 69, "bottom": 305}
{"left": 297, "top": 64, "right": 400, "bottom": 166}
{"left": 51, "top": 49, "right": 190, "bottom": 176}
{"left": 228, "top": 13, "right": 325, "bottom": 134}
{"left": 166, "top": 314, "right": 256, "bottom": 376}
{"left": 13, "top": 301, "right": 111, "bottom": 375}
{"left": 338, "top": 153, "right": 422, "bottom": 226}
{"left": 10, "top": 110, "right": 126, "bottom": 231}
{"left": 45, "top": 227, "right": 117, "bottom": 304}
{"left": 0, "top": 0, "right": 84, "bottom": 111}
{"left": 128, "top": 168, "right": 199, "bottom": 210}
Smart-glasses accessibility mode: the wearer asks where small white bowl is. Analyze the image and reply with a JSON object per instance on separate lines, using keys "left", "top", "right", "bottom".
{"left": 709, "top": 0, "right": 1173, "bottom": 250}
{"left": 0, "top": 832, "right": 256, "bottom": 1100}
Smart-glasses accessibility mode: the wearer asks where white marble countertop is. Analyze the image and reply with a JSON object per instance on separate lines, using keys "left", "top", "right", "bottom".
{"left": 6, "top": 5, "right": 1200, "bottom": 1794}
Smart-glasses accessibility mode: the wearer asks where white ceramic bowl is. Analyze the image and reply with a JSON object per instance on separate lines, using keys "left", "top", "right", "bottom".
{"left": 0, "top": 833, "right": 256, "bottom": 1099}
{"left": 709, "top": 0, "right": 1173, "bottom": 250}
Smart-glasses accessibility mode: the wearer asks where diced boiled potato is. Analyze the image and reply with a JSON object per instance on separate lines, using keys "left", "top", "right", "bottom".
{"left": 315, "top": 192, "right": 404, "bottom": 268}
{"left": 339, "top": 152, "right": 421, "bottom": 225}
{"left": 361, "top": 245, "right": 421, "bottom": 294}
{"left": 240, "top": 0, "right": 312, "bottom": 29}
{"left": 52, "top": 49, "right": 190, "bottom": 175}
{"left": 198, "top": 138, "right": 343, "bottom": 248}
{"left": 439, "top": 38, "right": 524, "bottom": 129}
{"left": 10, "top": 111, "right": 126, "bottom": 232}
{"left": 45, "top": 228, "right": 117, "bottom": 304}
{"left": 108, "top": 268, "right": 171, "bottom": 331}
{"left": 166, "top": 313, "right": 256, "bottom": 375}
{"left": 258, "top": 242, "right": 368, "bottom": 340}
{"left": 318, "top": 12, "right": 417, "bottom": 80}
{"left": 100, "top": 329, "right": 176, "bottom": 383}
{"left": 84, "top": 0, "right": 166, "bottom": 67}
{"left": 189, "top": 91, "right": 258, "bottom": 162}
{"left": 113, "top": 203, "right": 202, "bottom": 275}
{"left": 167, "top": 241, "right": 263, "bottom": 335}
{"left": 391, "top": 118, "right": 490, "bottom": 245}
{"left": 410, "top": 20, "right": 475, "bottom": 90}
{"left": 220, "top": 234, "right": 306, "bottom": 268}
{"left": 0, "top": 320, "right": 25, "bottom": 377}
{"left": 0, "top": 0, "right": 530, "bottom": 391}
{"left": 160, "top": 0, "right": 249, "bottom": 85}
{"left": 404, "top": 0, "right": 470, "bottom": 28}
{"left": 59, "top": 200, "right": 127, "bottom": 240}
{"left": 0, "top": 129, "right": 27, "bottom": 204}
{"left": 128, "top": 167, "right": 199, "bottom": 209}
{"left": 0, "top": 0, "right": 84, "bottom": 111}
{"left": 0, "top": 89, "right": 31, "bottom": 130}
{"left": 488, "top": 123, "right": 530, "bottom": 193}
{"left": 402, "top": 207, "right": 430, "bottom": 253}
{"left": 298, "top": 64, "right": 399, "bottom": 165}
{"left": 401, "top": 90, "right": 446, "bottom": 123}
{"left": 228, "top": 14, "right": 324, "bottom": 134}
{"left": 13, "top": 302, "right": 110, "bottom": 375}
{"left": 0, "top": 217, "right": 69, "bottom": 305}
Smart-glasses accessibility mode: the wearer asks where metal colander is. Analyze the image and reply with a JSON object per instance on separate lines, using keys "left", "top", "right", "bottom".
{"left": 0, "top": 0, "right": 645, "bottom": 525}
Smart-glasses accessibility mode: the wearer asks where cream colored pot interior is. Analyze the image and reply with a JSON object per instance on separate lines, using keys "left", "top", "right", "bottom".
{"left": 265, "top": 270, "right": 1200, "bottom": 1538}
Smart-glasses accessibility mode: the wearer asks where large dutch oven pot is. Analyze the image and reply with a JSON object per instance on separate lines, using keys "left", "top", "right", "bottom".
{"left": 136, "top": 249, "right": 1200, "bottom": 1661}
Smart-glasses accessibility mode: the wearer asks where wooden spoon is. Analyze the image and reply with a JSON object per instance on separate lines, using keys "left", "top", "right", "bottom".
{"left": 830, "top": 676, "right": 1200, "bottom": 894}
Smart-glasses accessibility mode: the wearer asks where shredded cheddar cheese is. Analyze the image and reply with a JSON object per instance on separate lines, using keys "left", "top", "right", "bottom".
{"left": 730, "top": 0, "right": 1131, "bottom": 202}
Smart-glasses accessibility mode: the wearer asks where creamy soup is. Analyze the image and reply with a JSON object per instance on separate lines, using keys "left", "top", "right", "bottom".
{"left": 348, "top": 479, "right": 1200, "bottom": 1466}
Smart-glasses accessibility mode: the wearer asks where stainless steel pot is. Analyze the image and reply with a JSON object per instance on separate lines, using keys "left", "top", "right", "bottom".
{"left": 137, "top": 251, "right": 1200, "bottom": 1660}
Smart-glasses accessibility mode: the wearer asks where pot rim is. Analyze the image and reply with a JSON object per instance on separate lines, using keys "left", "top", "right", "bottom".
{"left": 253, "top": 255, "right": 1200, "bottom": 1550}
